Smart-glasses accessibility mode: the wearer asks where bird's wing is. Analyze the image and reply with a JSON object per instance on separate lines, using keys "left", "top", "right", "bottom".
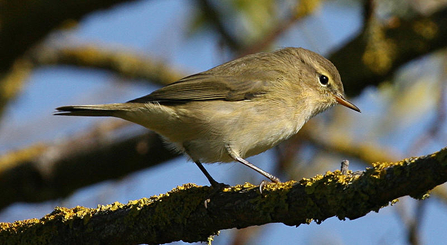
{"left": 127, "top": 72, "right": 278, "bottom": 104}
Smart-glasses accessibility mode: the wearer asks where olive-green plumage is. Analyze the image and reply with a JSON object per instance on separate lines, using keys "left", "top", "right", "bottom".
{"left": 55, "top": 47, "right": 360, "bottom": 185}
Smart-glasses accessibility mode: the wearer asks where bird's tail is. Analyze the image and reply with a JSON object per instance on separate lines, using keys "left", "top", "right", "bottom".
{"left": 54, "top": 103, "right": 137, "bottom": 117}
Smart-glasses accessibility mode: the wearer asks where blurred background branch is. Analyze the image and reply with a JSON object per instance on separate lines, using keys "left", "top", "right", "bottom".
{"left": 29, "top": 45, "right": 185, "bottom": 85}
{"left": 0, "top": 120, "right": 178, "bottom": 210}
{"left": 331, "top": 5, "right": 447, "bottom": 96}
{"left": 0, "top": 0, "right": 138, "bottom": 73}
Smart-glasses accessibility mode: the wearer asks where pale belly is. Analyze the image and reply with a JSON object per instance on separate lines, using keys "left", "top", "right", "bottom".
{"left": 163, "top": 100, "right": 306, "bottom": 163}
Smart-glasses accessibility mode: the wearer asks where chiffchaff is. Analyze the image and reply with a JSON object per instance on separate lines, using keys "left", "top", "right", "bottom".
{"left": 55, "top": 47, "right": 360, "bottom": 186}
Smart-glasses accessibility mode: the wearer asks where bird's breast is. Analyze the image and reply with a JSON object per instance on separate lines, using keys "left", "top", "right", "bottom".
{"left": 171, "top": 99, "right": 307, "bottom": 163}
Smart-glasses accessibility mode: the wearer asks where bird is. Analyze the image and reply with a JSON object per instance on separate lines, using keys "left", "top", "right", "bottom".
{"left": 55, "top": 47, "right": 360, "bottom": 187}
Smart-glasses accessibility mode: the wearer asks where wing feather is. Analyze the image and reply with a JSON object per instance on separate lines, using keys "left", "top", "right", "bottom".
{"left": 128, "top": 72, "right": 275, "bottom": 104}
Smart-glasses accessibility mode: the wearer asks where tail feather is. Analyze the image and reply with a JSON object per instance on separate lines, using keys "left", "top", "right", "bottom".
{"left": 54, "top": 103, "right": 136, "bottom": 117}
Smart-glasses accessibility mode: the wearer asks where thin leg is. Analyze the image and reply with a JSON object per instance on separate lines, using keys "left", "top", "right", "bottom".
{"left": 226, "top": 145, "right": 281, "bottom": 183}
{"left": 234, "top": 155, "right": 281, "bottom": 183}
{"left": 194, "top": 161, "right": 221, "bottom": 187}
{"left": 184, "top": 143, "right": 224, "bottom": 188}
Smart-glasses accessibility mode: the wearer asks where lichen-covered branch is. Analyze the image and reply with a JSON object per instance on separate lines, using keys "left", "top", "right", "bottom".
{"left": 1, "top": 148, "right": 446, "bottom": 245}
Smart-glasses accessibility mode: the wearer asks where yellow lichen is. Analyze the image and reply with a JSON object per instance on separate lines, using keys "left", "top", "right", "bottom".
{"left": 390, "top": 199, "right": 399, "bottom": 205}
{"left": 0, "top": 143, "right": 47, "bottom": 172}
{"left": 413, "top": 19, "right": 438, "bottom": 39}
{"left": 242, "top": 182, "right": 257, "bottom": 189}
{"left": 295, "top": 0, "right": 321, "bottom": 18}
{"left": 362, "top": 19, "right": 396, "bottom": 74}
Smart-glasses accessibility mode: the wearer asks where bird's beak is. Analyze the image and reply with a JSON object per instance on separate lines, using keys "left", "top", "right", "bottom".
{"left": 333, "top": 94, "right": 361, "bottom": 112}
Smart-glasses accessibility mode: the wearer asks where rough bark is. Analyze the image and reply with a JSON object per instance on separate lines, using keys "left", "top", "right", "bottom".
{"left": 1, "top": 148, "right": 445, "bottom": 244}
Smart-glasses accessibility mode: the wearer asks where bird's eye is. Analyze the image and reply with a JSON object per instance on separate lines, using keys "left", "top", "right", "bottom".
{"left": 319, "top": 75, "right": 329, "bottom": 86}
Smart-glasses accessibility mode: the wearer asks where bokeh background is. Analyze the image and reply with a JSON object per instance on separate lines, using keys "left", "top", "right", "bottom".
{"left": 1, "top": 0, "right": 447, "bottom": 244}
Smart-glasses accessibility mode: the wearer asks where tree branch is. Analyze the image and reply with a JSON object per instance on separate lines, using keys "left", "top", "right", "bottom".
{"left": 330, "top": 6, "right": 447, "bottom": 96}
{"left": 0, "top": 0, "right": 140, "bottom": 117}
{"left": 239, "top": 0, "right": 321, "bottom": 56}
{"left": 0, "top": 122, "right": 179, "bottom": 210}
{"left": 30, "top": 45, "right": 185, "bottom": 86}
{"left": 0, "top": 0, "right": 138, "bottom": 72}
{"left": 0, "top": 45, "right": 185, "bottom": 117}
{"left": 1, "top": 147, "right": 446, "bottom": 244}
{"left": 0, "top": 59, "right": 32, "bottom": 117}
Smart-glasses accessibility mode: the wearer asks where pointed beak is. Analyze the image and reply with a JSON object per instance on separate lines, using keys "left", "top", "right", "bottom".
{"left": 333, "top": 94, "right": 361, "bottom": 112}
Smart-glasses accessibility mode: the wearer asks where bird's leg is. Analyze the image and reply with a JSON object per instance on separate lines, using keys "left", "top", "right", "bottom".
{"left": 226, "top": 145, "right": 281, "bottom": 183}
{"left": 194, "top": 161, "right": 228, "bottom": 188}
{"left": 184, "top": 143, "right": 227, "bottom": 188}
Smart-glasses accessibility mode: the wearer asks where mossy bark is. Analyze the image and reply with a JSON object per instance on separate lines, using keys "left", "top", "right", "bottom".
{"left": 1, "top": 148, "right": 446, "bottom": 244}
